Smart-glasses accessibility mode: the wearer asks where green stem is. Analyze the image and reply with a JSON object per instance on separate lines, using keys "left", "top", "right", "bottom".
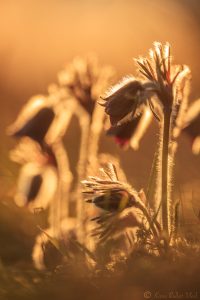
{"left": 161, "top": 109, "right": 171, "bottom": 239}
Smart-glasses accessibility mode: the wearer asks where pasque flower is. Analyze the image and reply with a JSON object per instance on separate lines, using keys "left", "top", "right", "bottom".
{"left": 86, "top": 188, "right": 135, "bottom": 212}
{"left": 58, "top": 55, "right": 114, "bottom": 116}
{"left": 7, "top": 89, "right": 75, "bottom": 147}
{"left": 7, "top": 87, "right": 74, "bottom": 223}
{"left": 135, "top": 43, "right": 191, "bottom": 238}
{"left": 10, "top": 138, "right": 58, "bottom": 210}
{"left": 100, "top": 42, "right": 191, "bottom": 241}
{"left": 82, "top": 164, "right": 160, "bottom": 243}
{"left": 100, "top": 43, "right": 190, "bottom": 127}
{"left": 107, "top": 107, "right": 152, "bottom": 149}
{"left": 7, "top": 95, "right": 55, "bottom": 147}
{"left": 82, "top": 164, "right": 139, "bottom": 212}
{"left": 58, "top": 56, "right": 115, "bottom": 242}
{"left": 100, "top": 76, "right": 153, "bottom": 126}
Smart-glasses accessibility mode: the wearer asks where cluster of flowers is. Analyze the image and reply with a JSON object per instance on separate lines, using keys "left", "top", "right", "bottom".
{"left": 8, "top": 43, "right": 200, "bottom": 269}
{"left": 83, "top": 42, "right": 200, "bottom": 254}
{"left": 8, "top": 55, "right": 115, "bottom": 268}
{"left": 101, "top": 43, "right": 199, "bottom": 154}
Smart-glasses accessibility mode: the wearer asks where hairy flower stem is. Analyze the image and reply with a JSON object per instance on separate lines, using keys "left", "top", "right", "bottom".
{"left": 161, "top": 108, "right": 171, "bottom": 241}
{"left": 76, "top": 107, "right": 91, "bottom": 242}
{"left": 87, "top": 104, "right": 105, "bottom": 174}
{"left": 146, "top": 147, "right": 160, "bottom": 210}
{"left": 54, "top": 141, "right": 73, "bottom": 220}
{"left": 48, "top": 141, "right": 73, "bottom": 235}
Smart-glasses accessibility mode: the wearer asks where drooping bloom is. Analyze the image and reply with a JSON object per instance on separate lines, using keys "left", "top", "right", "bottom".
{"left": 107, "top": 107, "right": 152, "bottom": 150}
{"left": 7, "top": 87, "right": 75, "bottom": 224}
{"left": 82, "top": 164, "right": 159, "bottom": 242}
{"left": 58, "top": 55, "right": 115, "bottom": 116}
{"left": 100, "top": 76, "right": 153, "bottom": 126}
{"left": 10, "top": 138, "right": 58, "bottom": 211}
{"left": 58, "top": 56, "right": 115, "bottom": 241}
{"left": 87, "top": 189, "right": 135, "bottom": 212}
{"left": 7, "top": 90, "right": 76, "bottom": 147}
{"left": 15, "top": 162, "right": 58, "bottom": 210}
{"left": 82, "top": 163, "right": 142, "bottom": 211}
{"left": 7, "top": 95, "right": 55, "bottom": 147}
{"left": 101, "top": 43, "right": 190, "bottom": 128}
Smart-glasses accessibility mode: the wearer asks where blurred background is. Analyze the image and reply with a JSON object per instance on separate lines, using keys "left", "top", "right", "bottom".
{"left": 0, "top": 0, "right": 200, "bottom": 264}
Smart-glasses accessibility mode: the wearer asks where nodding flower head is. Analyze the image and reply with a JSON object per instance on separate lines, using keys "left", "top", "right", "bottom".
{"left": 100, "top": 76, "right": 152, "bottom": 126}
{"left": 86, "top": 189, "right": 135, "bottom": 212}
{"left": 7, "top": 90, "right": 75, "bottom": 147}
{"left": 7, "top": 95, "right": 55, "bottom": 147}
{"left": 81, "top": 164, "right": 157, "bottom": 243}
{"left": 14, "top": 161, "right": 58, "bottom": 210}
{"left": 107, "top": 107, "right": 152, "bottom": 150}
{"left": 58, "top": 55, "right": 114, "bottom": 116}
{"left": 82, "top": 163, "right": 142, "bottom": 213}
{"left": 10, "top": 138, "right": 58, "bottom": 210}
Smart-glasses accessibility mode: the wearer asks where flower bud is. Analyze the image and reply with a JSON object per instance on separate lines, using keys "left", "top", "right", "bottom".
{"left": 100, "top": 77, "right": 144, "bottom": 126}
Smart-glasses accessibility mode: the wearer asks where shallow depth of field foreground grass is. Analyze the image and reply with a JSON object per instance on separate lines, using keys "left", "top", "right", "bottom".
{"left": 0, "top": 248, "right": 200, "bottom": 300}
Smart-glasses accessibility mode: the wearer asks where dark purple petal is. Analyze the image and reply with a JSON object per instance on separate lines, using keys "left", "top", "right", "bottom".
{"left": 27, "top": 174, "right": 43, "bottom": 203}
{"left": 103, "top": 80, "right": 143, "bottom": 125}
{"left": 14, "top": 108, "right": 55, "bottom": 145}
{"left": 107, "top": 116, "right": 141, "bottom": 148}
